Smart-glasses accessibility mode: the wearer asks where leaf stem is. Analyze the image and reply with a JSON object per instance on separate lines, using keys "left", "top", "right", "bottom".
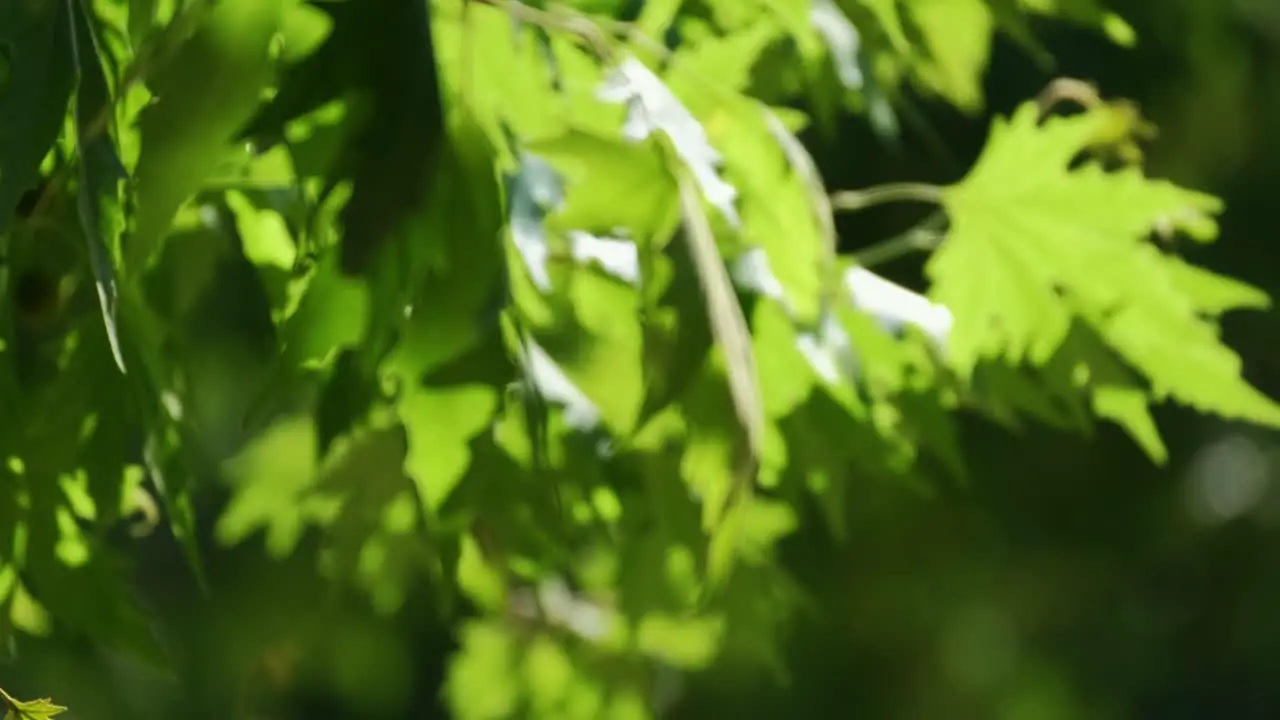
{"left": 830, "top": 182, "right": 944, "bottom": 212}
{"left": 853, "top": 210, "right": 947, "bottom": 267}
{"left": 468, "top": 0, "right": 618, "bottom": 60}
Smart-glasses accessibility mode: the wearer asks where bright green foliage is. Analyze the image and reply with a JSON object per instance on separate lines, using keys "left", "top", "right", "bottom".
{"left": 0, "top": 687, "right": 66, "bottom": 720}
{"left": 0, "top": 0, "right": 1276, "bottom": 718}
{"left": 929, "top": 101, "right": 1280, "bottom": 461}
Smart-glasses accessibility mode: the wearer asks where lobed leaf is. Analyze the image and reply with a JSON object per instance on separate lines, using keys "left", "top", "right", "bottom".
{"left": 930, "top": 101, "right": 1280, "bottom": 458}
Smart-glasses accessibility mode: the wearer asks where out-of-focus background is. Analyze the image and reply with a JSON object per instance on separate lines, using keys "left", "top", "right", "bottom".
{"left": 7, "top": 1, "right": 1280, "bottom": 717}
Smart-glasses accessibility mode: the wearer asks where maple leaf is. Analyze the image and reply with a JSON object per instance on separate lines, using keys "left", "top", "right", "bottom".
{"left": 929, "top": 101, "right": 1280, "bottom": 448}
{"left": 0, "top": 687, "right": 67, "bottom": 720}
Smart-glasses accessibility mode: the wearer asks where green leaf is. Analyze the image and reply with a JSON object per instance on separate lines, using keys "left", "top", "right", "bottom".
{"left": 0, "top": 687, "right": 67, "bottom": 720}
{"left": 67, "top": 0, "right": 127, "bottom": 372}
{"left": 242, "top": 0, "right": 446, "bottom": 274}
{"left": 215, "top": 415, "right": 322, "bottom": 557}
{"left": 446, "top": 620, "right": 523, "bottom": 720}
{"left": 856, "top": 0, "right": 911, "bottom": 53}
{"left": 526, "top": 130, "right": 678, "bottom": 237}
{"left": 1018, "top": 0, "right": 1136, "bottom": 46}
{"left": 431, "top": 2, "right": 574, "bottom": 143}
{"left": 929, "top": 101, "right": 1280, "bottom": 440}
{"left": 278, "top": 257, "right": 369, "bottom": 369}
{"left": 131, "top": 0, "right": 284, "bottom": 269}
{"left": 810, "top": 0, "right": 864, "bottom": 90}
{"left": 600, "top": 57, "right": 739, "bottom": 227}
{"left": 635, "top": 0, "right": 684, "bottom": 40}
{"left": 523, "top": 633, "right": 577, "bottom": 712}
{"left": 677, "top": 172, "right": 763, "bottom": 498}
{"left": 1054, "top": 324, "right": 1168, "bottom": 462}
{"left": 717, "top": 107, "right": 828, "bottom": 323}
{"left": 0, "top": 0, "right": 74, "bottom": 233}
{"left": 400, "top": 383, "right": 499, "bottom": 514}
{"left": 635, "top": 612, "right": 726, "bottom": 669}
{"left": 905, "top": 0, "right": 995, "bottom": 113}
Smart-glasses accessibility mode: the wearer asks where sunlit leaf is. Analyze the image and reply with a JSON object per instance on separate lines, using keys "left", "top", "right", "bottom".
{"left": 905, "top": 0, "right": 995, "bottom": 113}
{"left": 401, "top": 383, "right": 499, "bottom": 514}
{"left": 600, "top": 56, "right": 739, "bottom": 227}
{"left": 67, "top": 0, "right": 126, "bottom": 372}
{"left": 930, "top": 101, "right": 1280, "bottom": 446}
{"left": 132, "top": 0, "right": 284, "bottom": 268}
{"left": 0, "top": 686, "right": 67, "bottom": 720}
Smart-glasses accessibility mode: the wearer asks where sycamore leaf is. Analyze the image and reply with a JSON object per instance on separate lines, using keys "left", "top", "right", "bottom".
{"left": 504, "top": 151, "right": 644, "bottom": 434}
{"left": 278, "top": 258, "right": 369, "bottom": 369}
{"left": 734, "top": 246, "right": 949, "bottom": 389}
{"left": 929, "top": 101, "right": 1280, "bottom": 437}
{"left": 636, "top": 612, "right": 726, "bottom": 669}
{"left": 0, "top": 687, "right": 66, "bottom": 720}
{"left": 1057, "top": 323, "right": 1168, "bottom": 462}
{"left": 1164, "top": 256, "right": 1270, "bottom": 316}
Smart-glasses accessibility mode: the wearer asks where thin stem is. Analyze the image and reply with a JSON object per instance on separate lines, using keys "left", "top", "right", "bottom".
{"left": 1036, "top": 77, "right": 1102, "bottom": 121}
{"left": 830, "top": 182, "right": 944, "bottom": 213}
{"left": 852, "top": 209, "right": 947, "bottom": 267}
{"left": 469, "top": 0, "right": 618, "bottom": 61}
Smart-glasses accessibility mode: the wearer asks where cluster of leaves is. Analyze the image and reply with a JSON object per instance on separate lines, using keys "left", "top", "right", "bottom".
{"left": 1, "top": 0, "right": 1277, "bottom": 717}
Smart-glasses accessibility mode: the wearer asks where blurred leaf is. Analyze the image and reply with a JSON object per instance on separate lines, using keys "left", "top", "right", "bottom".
{"left": 600, "top": 56, "right": 739, "bottom": 227}
{"left": 401, "top": 383, "right": 499, "bottom": 514}
{"left": 677, "top": 173, "right": 762, "bottom": 486}
{"left": 446, "top": 620, "right": 522, "bottom": 720}
{"left": 906, "top": 0, "right": 995, "bottom": 113}
{"left": 1019, "top": 0, "right": 1136, "bottom": 46}
{"left": 131, "top": 0, "right": 284, "bottom": 268}
{"left": 242, "top": 0, "right": 445, "bottom": 274}
{"left": 67, "top": 0, "right": 126, "bottom": 372}
{"left": 526, "top": 130, "right": 678, "bottom": 237}
{"left": 0, "top": 0, "right": 74, "bottom": 232}
{"left": 636, "top": 612, "right": 725, "bottom": 669}
{"left": 811, "top": 0, "right": 863, "bottom": 90}
{"left": 215, "top": 415, "right": 321, "bottom": 557}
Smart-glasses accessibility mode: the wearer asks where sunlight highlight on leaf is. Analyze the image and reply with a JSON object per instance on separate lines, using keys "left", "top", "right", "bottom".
{"left": 600, "top": 56, "right": 739, "bottom": 227}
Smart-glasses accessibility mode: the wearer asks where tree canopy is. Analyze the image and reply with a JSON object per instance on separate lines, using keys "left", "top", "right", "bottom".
{"left": 1, "top": 0, "right": 1277, "bottom": 717}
